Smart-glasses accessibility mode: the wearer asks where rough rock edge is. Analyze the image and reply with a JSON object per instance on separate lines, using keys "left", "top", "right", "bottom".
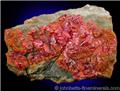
{"left": 14, "top": 4, "right": 112, "bottom": 29}
{"left": 6, "top": 4, "right": 116, "bottom": 83}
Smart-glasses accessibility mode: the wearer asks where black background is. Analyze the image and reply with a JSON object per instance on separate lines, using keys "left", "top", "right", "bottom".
{"left": 1, "top": 1, "right": 120, "bottom": 91}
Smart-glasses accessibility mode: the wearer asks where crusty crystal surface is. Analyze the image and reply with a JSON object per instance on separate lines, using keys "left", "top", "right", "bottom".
{"left": 4, "top": 4, "right": 117, "bottom": 83}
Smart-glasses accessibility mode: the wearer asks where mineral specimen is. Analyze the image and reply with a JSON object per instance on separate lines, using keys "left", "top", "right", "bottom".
{"left": 4, "top": 4, "right": 117, "bottom": 83}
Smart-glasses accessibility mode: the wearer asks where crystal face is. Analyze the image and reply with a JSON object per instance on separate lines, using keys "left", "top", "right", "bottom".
{"left": 4, "top": 5, "right": 117, "bottom": 83}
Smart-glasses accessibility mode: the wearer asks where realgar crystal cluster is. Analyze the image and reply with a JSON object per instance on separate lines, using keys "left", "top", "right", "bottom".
{"left": 4, "top": 5, "right": 117, "bottom": 83}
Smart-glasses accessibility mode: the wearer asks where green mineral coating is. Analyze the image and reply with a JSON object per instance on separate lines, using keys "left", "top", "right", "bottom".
{"left": 28, "top": 59, "right": 73, "bottom": 81}
{"left": 95, "top": 18, "right": 112, "bottom": 29}
{"left": 61, "top": 69, "right": 73, "bottom": 79}
{"left": 51, "top": 77, "right": 61, "bottom": 81}
{"left": 24, "top": 53, "right": 29, "bottom": 58}
{"left": 43, "top": 60, "right": 73, "bottom": 78}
